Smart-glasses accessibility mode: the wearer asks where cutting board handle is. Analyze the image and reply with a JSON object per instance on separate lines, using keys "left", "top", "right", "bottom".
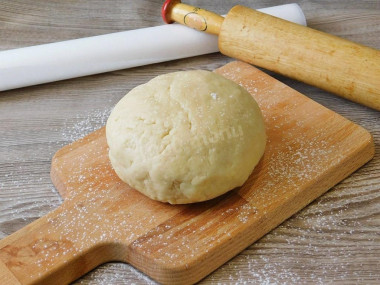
{"left": 0, "top": 200, "right": 123, "bottom": 285}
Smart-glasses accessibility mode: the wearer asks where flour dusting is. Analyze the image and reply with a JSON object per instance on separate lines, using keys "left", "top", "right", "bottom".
{"left": 62, "top": 108, "right": 112, "bottom": 143}
{"left": 2, "top": 68, "right": 377, "bottom": 285}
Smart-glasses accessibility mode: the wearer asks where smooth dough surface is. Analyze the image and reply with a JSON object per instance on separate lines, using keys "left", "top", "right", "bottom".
{"left": 106, "top": 70, "right": 266, "bottom": 204}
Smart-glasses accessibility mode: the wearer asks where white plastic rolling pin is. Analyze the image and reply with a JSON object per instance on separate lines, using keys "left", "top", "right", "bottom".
{"left": 0, "top": 4, "right": 306, "bottom": 91}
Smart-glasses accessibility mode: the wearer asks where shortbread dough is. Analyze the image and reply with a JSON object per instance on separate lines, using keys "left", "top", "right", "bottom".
{"left": 106, "top": 70, "right": 266, "bottom": 204}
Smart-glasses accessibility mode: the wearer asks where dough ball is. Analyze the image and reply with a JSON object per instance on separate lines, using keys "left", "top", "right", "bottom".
{"left": 106, "top": 70, "right": 266, "bottom": 204}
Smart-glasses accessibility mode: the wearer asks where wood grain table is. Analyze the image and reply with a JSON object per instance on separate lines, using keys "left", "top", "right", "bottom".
{"left": 0, "top": 0, "right": 379, "bottom": 284}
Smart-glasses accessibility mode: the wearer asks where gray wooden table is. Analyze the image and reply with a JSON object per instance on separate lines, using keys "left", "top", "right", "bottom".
{"left": 1, "top": 1, "right": 379, "bottom": 284}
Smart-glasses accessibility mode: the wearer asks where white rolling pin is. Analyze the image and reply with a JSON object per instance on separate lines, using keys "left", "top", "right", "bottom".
{"left": 0, "top": 4, "right": 306, "bottom": 91}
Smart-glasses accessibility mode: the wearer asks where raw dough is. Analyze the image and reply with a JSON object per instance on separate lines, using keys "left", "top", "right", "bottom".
{"left": 106, "top": 70, "right": 266, "bottom": 204}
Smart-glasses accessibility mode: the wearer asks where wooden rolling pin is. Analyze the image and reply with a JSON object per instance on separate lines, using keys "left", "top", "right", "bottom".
{"left": 162, "top": 0, "right": 380, "bottom": 111}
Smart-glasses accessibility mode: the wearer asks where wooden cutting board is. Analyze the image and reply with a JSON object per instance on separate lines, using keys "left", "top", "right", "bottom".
{"left": 0, "top": 61, "right": 374, "bottom": 285}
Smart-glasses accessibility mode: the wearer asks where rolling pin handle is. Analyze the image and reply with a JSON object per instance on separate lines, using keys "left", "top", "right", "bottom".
{"left": 162, "top": 0, "right": 223, "bottom": 35}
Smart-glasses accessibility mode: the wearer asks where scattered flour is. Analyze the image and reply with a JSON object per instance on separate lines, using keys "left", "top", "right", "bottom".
{"left": 62, "top": 108, "right": 112, "bottom": 143}
{"left": 1, "top": 83, "right": 378, "bottom": 284}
